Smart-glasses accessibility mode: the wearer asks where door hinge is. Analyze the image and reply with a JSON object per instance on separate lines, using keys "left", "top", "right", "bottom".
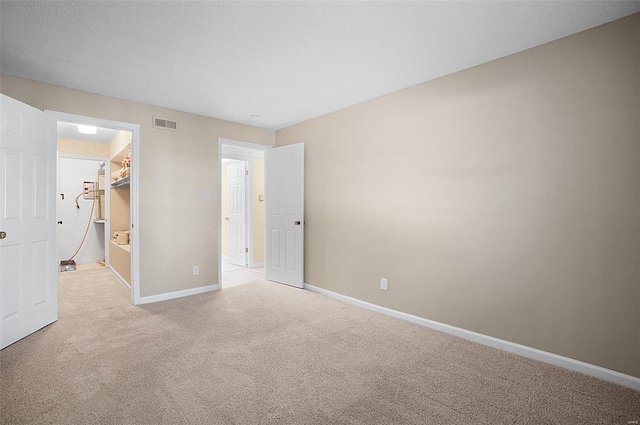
{"left": 245, "top": 170, "right": 249, "bottom": 176}
{"left": 245, "top": 247, "right": 248, "bottom": 253}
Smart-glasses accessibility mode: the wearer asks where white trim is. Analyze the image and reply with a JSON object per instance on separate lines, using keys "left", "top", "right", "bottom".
{"left": 303, "top": 283, "right": 640, "bottom": 391}
{"left": 218, "top": 142, "right": 222, "bottom": 288}
{"left": 138, "top": 284, "right": 219, "bottom": 305}
{"left": 246, "top": 160, "right": 253, "bottom": 267}
{"left": 109, "top": 265, "right": 131, "bottom": 291}
{"left": 223, "top": 152, "right": 264, "bottom": 161}
{"left": 130, "top": 124, "right": 141, "bottom": 305}
{"left": 219, "top": 138, "right": 271, "bottom": 152}
{"left": 50, "top": 112, "right": 136, "bottom": 133}
{"left": 47, "top": 110, "right": 141, "bottom": 305}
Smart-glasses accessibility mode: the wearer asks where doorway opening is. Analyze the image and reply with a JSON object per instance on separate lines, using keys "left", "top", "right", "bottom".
{"left": 218, "top": 138, "right": 305, "bottom": 290}
{"left": 50, "top": 111, "right": 140, "bottom": 305}
{"left": 57, "top": 154, "right": 109, "bottom": 272}
{"left": 219, "top": 140, "right": 268, "bottom": 289}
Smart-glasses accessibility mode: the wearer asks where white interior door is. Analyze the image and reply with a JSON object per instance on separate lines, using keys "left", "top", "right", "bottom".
{"left": 56, "top": 152, "right": 61, "bottom": 278}
{"left": 265, "top": 143, "right": 304, "bottom": 288}
{"left": 0, "top": 94, "right": 57, "bottom": 349}
{"left": 227, "top": 161, "right": 246, "bottom": 267}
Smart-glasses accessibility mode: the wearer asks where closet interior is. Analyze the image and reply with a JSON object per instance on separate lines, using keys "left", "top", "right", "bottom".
{"left": 56, "top": 122, "right": 132, "bottom": 286}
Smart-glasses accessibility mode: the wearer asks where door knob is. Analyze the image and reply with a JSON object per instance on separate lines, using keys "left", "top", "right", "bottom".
{"left": 58, "top": 221, "right": 63, "bottom": 224}
{"left": 294, "top": 221, "right": 301, "bottom": 225}
{"left": 0, "top": 231, "right": 6, "bottom": 239}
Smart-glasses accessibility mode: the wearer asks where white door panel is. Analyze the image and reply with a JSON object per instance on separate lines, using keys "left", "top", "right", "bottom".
{"left": 265, "top": 143, "right": 303, "bottom": 288}
{"left": 0, "top": 94, "right": 57, "bottom": 349}
{"left": 227, "top": 161, "right": 246, "bottom": 266}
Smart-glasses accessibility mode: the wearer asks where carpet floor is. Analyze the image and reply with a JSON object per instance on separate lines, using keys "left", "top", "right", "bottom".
{"left": 1, "top": 269, "right": 638, "bottom": 424}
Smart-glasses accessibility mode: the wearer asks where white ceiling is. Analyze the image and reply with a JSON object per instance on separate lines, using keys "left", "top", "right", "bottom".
{"left": 2, "top": 2, "right": 639, "bottom": 130}
{"left": 57, "top": 122, "right": 120, "bottom": 144}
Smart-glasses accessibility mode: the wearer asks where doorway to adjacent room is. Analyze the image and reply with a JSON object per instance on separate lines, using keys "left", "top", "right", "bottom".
{"left": 220, "top": 141, "right": 267, "bottom": 288}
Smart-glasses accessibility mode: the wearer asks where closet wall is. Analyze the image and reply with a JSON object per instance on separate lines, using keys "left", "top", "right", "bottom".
{"left": 57, "top": 140, "right": 107, "bottom": 265}
{"left": 109, "top": 131, "right": 132, "bottom": 284}
{"left": 58, "top": 138, "right": 109, "bottom": 157}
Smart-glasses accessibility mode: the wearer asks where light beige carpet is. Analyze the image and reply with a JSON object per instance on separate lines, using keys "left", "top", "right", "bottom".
{"left": 75, "top": 263, "right": 106, "bottom": 271}
{"left": 1, "top": 269, "right": 638, "bottom": 424}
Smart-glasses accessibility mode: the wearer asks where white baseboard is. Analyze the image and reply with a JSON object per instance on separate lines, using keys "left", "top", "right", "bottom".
{"left": 138, "top": 284, "right": 220, "bottom": 305}
{"left": 250, "top": 262, "right": 264, "bottom": 268}
{"left": 303, "top": 283, "right": 640, "bottom": 391}
{"left": 108, "top": 266, "right": 131, "bottom": 291}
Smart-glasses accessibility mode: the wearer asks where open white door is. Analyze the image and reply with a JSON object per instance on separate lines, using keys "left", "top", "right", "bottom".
{"left": 265, "top": 143, "right": 304, "bottom": 288}
{"left": 227, "top": 160, "right": 247, "bottom": 267}
{"left": 0, "top": 94, "right": 57, "bottom": 349}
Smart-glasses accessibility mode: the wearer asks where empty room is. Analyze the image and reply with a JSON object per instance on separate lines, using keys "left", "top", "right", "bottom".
{"left": 1, "top": 1, "right": 639, "bottom": 424}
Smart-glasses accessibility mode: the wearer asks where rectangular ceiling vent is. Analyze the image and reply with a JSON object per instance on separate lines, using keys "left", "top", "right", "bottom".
{"left": 153, "top": 117, "right": 177, "bottom": 131}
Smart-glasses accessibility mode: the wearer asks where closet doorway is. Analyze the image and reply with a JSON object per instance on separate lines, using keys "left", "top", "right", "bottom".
{"left": 51, "top": 111, "right": 140, "bottom": 304}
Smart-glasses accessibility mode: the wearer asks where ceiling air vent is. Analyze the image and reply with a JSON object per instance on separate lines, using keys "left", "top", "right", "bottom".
{"left": 153, "top": 117, "right": 177, "bottom": 131}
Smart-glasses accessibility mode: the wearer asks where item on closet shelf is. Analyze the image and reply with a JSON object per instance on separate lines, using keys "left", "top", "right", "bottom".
{"left": 120, "top": 150, "right": 131, "bottom": 178}
{"left": 111, "top": 169, "right": 121, "bottom": 181}
{"left": 113, "top": 230, "right": 130, "bottom": 245}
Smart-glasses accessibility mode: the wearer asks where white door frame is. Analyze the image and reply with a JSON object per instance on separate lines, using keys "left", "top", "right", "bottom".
{"left": 47, "top": 111, "right": 140, "bottom": 305}
{"left": 57, "top": 153, "right": 111, "bottom": 270}
{"left": 218, "top": 138, "right": 270, "bottom": 287}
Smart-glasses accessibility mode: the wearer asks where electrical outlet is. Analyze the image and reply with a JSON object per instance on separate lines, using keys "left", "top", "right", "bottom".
{"left": 381, "top": 278, "right": 388, "bottom": 290}
{"left": 193, "top": 265, "right": 199, "bottom": 275}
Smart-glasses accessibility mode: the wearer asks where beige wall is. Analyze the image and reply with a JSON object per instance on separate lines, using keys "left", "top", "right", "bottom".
{"left": 252, "top": 158, "right": 265, "bottom": 263}
{"left": 109, "top": 243, "right": 131, "bottom": 285}
{"left": 110, "top": 186, "right": 130, "bottom": 240}
{"left": 109, "top": 130, "right": 131, "bottom": 162}
{"left": 57, "top": 138, "right": 110, "bottom": 157}
{"left": 109, "top": 180, "right": 131, "bottom": 284}
{"left": 277, "top": 14, "right": 640, "bottom": 377}
{"left": 0, "top": 73, "right": 276, "bottom": 297}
